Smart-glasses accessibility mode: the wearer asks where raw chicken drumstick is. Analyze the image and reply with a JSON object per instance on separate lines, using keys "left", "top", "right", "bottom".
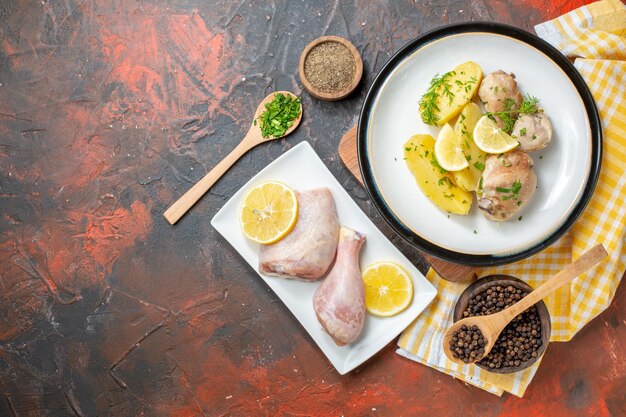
{"left": 259, "top": 188, "right": 339, "bottom": 280}
{"left": 313, "top": 227, "right": 366, "bottom": 346}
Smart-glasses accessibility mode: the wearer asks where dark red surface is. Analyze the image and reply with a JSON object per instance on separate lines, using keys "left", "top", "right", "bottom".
{"left": 1, "top": 1, "right": 625, "bottom": 416}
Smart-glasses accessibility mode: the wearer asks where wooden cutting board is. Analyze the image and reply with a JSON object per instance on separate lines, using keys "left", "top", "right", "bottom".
{"left": 339, "top": 126, "right": 477, "bottom": 282}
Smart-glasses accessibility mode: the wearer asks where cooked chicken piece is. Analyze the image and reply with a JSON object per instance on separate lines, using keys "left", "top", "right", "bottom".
{"left": 478, "top": 71, "right": 523, "bottom": 128}
{"left": 478, "top": 150, "right": 537, "bottom": 222}
{"left": 313, "top": 227, "right": 366, "bottom": 346}
{"left": 511, "top": 113, "right": 552, "bottom": 152}
{"left": 259, "top": 188, "right": 339, "bottom": 280}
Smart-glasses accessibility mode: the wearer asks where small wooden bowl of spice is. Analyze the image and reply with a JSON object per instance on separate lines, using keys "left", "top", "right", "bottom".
{"left": 299, "top": 36, "right": 363, "bottom": 101}
{"left": 452, "top": 275, "right": 551, "bottom": 373}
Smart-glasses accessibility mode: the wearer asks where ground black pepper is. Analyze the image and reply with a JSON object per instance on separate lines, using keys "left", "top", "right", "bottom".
{"left": 461, "top": 285, "right": 542, "bottom": 370}
{"left": 303, "top": 41, "right": 356, "bottom": 93}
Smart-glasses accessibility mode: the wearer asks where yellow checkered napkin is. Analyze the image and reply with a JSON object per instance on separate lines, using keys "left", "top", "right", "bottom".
{"left": 397, "top": 0, "right": 626, "bottom": 397}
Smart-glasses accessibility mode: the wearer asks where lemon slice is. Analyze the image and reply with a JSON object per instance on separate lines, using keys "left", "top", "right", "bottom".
{"left": 239, "top": 181, "right": 298, "bottom": 244}
{"left": 434, "top": 123, "right": 469, "bottom": 171}
{"left": 362, "top": 261, "right": 414, "bottom": 317}
{"left": 473, "top": 115, "right": 519, "bottom": 154}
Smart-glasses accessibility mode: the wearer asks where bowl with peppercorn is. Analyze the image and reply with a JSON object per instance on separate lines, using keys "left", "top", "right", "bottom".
{"left": 452, "top": 275, "right": 551, "bottom": 373}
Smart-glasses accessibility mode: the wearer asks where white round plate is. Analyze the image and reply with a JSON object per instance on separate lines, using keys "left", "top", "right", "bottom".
{"left": 358, "top": 23, "right": 602, "bottom": 266}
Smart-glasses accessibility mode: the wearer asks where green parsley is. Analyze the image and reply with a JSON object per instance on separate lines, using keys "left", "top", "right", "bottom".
{"left": 520, "top": 127, "right": 527, "bottom": 136}
{"left": 496, "top": 178, "right": 522, "bottom": 200}
{"left": 430, "top": 155, "right": 447, "bottom": 174}
{"left": 473, "top": 161, "right": 485, "bottom": 171}
{"left": 257, "top": 93, "right": 301, "bottom": 138}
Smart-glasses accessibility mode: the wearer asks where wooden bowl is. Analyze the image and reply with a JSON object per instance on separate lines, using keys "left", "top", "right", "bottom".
{"left": 298, "top": 36, "right": 363, "bottom": 101}
{"left": 452, "top": 275, "right": 551, "bottom": 374}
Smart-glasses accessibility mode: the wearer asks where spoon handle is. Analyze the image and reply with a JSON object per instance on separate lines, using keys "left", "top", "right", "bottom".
{"left": 163, "top": 138, "right": 254, "bottom": 224}
{"left": 500, "top": 244, "right": 608, "bottom": 320}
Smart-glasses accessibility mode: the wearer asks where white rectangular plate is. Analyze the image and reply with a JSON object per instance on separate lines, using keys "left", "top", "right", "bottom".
{"left": 211, "top": 141, "right": 437, "bottom": 374}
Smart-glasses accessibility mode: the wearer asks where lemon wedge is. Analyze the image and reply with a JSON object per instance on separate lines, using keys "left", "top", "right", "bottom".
{"left": 434, "top": 123, "right": 469, "bottom": 172}
{"left": 473, "top": 115, "right": 519, "bottom": 154}
{"left": 240, "top": 181, "right": 298, "bottom": 244}
{"left": 362, "top": 261, "right": 414, "bottom": 317}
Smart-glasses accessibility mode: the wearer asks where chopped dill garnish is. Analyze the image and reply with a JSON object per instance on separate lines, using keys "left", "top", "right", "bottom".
{"left": 419, "top": 71, "right": 455, "bottom": 125}
{"left": 485, "top": 95, "right": 541, "bottom": 134}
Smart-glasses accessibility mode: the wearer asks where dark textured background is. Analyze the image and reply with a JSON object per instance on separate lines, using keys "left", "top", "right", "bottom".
{"left": 1, "top": 0, "right": 625, "bottom": 416}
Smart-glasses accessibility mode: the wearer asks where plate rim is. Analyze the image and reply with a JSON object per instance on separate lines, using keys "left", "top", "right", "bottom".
{"left": 357, "top": 21, "right": 602, "bottom": 266}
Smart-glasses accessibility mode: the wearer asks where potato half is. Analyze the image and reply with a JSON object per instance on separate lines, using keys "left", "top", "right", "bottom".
{"left": 453, "top": 103, "right": 487, "bottom": 191}
{"left": 420, "top": 61, "right": 483, "bottom": 126}
{"left": 404, "top": 134, "right": 473, "bottom": 215}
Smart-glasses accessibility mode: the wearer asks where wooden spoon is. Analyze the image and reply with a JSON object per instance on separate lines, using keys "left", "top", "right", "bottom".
{"left": 443, "top": 244, "right": 608, "bottom": 365}
{"left": 163, "top": 91, "right": 302, "bottom": 225}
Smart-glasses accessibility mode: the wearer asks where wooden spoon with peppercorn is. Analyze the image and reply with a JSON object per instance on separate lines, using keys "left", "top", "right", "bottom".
{"left": 164, "top": 92, "right": 302, "bottom": 224}
{"left": 443, "top": 244, "right": 608, "bottom": 366}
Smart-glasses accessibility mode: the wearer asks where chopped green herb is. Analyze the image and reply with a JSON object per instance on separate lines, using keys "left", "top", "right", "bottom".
{"left": 517, "top": 201, "right": 523, "bottom": 206}
{"left": 473, "top": 161, "right": 485, "bottom": 171}
{"left": 430, "top": 155, "right": 447, "bottom": 174}
{"left": 257, "top": 93, "right": 301, "bottom": 138}
{"left": 532, "top": 134, "right": 537, "bottom": 141}
{"left": 465, "top": 155, "right": 472, "bottom": 161}
{"left": 438, "top": 176, "right": 454, "bottom": 187}
{"left": 518, "top": 216, "right": 523, "bottom": 221}
{"left": 405, "top": 147, "right": 411, "bottom": 151}
{"left": 473, "top": 229, "right": 477, "bottom": 234}
{"left": 425, "top": 150, "right": 429, "bottom": 157}
{"left": 520, "top": 127, "right": 527, "bottom": 136}
{"left": 496, "top": 179, "right": 522, "bottom": 200}
{"left": 539, "top": 155, "right": 543, "bottom": 159}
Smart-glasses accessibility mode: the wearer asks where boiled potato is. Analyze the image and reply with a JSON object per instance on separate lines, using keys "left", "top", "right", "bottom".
{"left": 452, "top": 103, "right": 487, "bottom": 191}
{"left": 404, "top": 134, "right": 473, "bottom": 215}
{"left": 420, "top": 61, "right": 483, "bottom": 126}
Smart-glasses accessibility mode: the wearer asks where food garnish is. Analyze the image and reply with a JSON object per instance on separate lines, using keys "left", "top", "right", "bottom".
{"left": 419, "top": 62, "right": 483, "bottom": 126}
{"left": 452, "top": 103, "right": 487, "bottom": 191}
{"left": 404, "top": 134, "right": 473, "bottom": 215}
{"left": 434, "top": 123, "right": 469, "bottom": 171}
{"left": 257, "top": 93, "right": 301, "bottom": 138}
{"left": 240, "top": 181, "right": 298, "bottom": 244}
{"left": 472, "top": 115, "right": 520, "bottom": 154}
{"left": 496, "top": 178, "right": 522, "bottom": 200}
{"left": 484, "top": 95, "right": 541, "bottom": 134}
{"left": 362, "top": 261, "right": 413, "bottom": 317}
